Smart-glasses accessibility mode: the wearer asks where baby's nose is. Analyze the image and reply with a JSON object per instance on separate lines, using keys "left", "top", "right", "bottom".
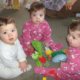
{"left": 8, "top": 33, "right": 13, "bottom": 37}
{"left": 37, "top": 15, "right": 40, "bottom": 19}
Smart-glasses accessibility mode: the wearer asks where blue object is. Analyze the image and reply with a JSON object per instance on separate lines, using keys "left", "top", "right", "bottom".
{"left": 52, "top": 54, "right": 67, "bottom": 63}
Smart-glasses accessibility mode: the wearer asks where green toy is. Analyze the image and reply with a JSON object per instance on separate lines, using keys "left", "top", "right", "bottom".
{"left": 51, "top": 50, "right": 65, "bottom": 57}
{"left": 31, "top": 40, "right": 46, "bottom": 66}
{"left": 32, "top": 40, "right": 44, "bottom": 56}
{"left": 51, "top": 50, "right": 67, "bottom": 63}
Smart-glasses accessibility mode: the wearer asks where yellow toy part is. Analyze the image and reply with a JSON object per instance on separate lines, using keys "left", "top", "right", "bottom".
{"left": 42, "top": 76, "right": 47, "bottom": 80}
{"left": 45, "top": 47, "right": 53, "bottom": 56}
{"left": 45, "top": 47, "right": 53, "bottom": 60}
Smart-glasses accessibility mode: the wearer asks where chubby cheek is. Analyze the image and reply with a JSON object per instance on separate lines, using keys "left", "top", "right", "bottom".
{"left": 2, "top": 37, "right": 9, "bottom": 43}
{"left": 32, "top": 18, "right": 36, "bottom": 22}
{"left": 76, "top": 41, "right": 80, "bottom": 47}
{"left": 71, "top": 41, "right": 80, "bottom": 47}
{"left": 40, "top": 18, "right": 44, "bottom": 22}
{"left": 41, "top": 16, "right": 45, "bottom": 21}
{"left": 31, "top": 16, "right": 35, "bottom": 21}
{"left": 67, "top": 37, "right": 70, "bottom": 43}
{"left": 14, "top": 32, "right": 18, "bottom": 39}
{"left": 0, "top": 35, "right": 7, "bottom": 40}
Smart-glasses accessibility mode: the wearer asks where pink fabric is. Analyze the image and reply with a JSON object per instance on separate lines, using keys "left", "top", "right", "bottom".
{"left": 19, "top": 20, "right": 62, "bottom": 56}
{"left": 34, "top": 67, "right": 59, "bottom": 80}
{"left": 57, "top": 47, "right": 80, "bottom": 80}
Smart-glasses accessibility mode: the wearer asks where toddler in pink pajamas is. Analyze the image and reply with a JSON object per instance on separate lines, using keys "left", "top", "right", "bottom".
{"left": 34, "top": 21, "right": 80, "bottom": 80}
{"left": 19, "top": 2, "right": 62, "bottom": 56}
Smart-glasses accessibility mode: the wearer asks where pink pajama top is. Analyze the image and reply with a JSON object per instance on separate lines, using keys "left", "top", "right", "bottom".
{"left": 19, "top": 20, "right": 62, "bottom": 56}
{"left": 57, "top": 47, "right": 80, "bottom": 80}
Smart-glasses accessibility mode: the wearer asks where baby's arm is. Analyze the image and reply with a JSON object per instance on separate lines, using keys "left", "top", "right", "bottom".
{"left": 19, "top": 22, "right": 34, "bottom": 55}
{"left": 16, "top": 39, "right": 32, "bottom": 71}
{"left": 42, "top": 21, "right": 62, "bottom": 51}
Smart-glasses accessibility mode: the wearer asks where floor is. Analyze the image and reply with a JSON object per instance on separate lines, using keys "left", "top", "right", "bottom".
{"left": 0, "top": 7, "right": 76, "bottom": 80}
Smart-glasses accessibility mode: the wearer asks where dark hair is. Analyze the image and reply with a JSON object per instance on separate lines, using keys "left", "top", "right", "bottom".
{"left": 29, "top": 2, "right": 46, "bottom": 15}
{"left": 69, "top": 21, "right": 80, "bottom": 31}
{"left": 0, "top": 17, "right": 15, "bottom": 27}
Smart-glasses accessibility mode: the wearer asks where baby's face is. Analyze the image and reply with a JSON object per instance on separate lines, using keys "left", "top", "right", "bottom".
{"left": 31, "top": 9, "right": 45, "bottom": 24}
{"left": 0, "top": 23, "right": 18, "bottom": 45}
{"left": 67, "top": 30, "right": 80, "bottom": 48}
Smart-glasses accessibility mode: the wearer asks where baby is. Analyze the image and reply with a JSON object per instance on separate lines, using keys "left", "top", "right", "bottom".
{"left": 0, "top": 17, "right": 31, "bottom": 79}
{"left": 19, "top": 2, "right": 62, "bottom": 56}
{"left": 34, "top": 21, "right": 80, "bottom": 80}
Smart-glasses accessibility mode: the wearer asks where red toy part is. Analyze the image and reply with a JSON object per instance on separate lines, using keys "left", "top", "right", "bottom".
{"left": 44, "top": 68, "right": 60, "bottom": 80}
{"left": 44, "top": 68, "right": 56, "bottom": 76}
{"left": 39, "top": 56, "right": 46, "bottom": 63}
{"left": 34, "top": 67, "right": 60, "bottom": 80}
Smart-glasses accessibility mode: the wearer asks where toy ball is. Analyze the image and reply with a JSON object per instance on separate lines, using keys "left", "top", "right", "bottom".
{"left": 52, "top": 54, "right": 67, "bottom": 63}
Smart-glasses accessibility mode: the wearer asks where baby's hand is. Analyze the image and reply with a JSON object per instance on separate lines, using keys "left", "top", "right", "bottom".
{"left": 53, "top": 43, "right": 63, "bottom": 51}
{"left": 27, "top": 45, "right": 35, "bottom": 56}
{"left": 19, "top": 61, "right": 27, "bottom": 72}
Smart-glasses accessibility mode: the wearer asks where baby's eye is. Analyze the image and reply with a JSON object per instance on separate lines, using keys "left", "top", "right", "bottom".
{"left": 33, "top": 14, "right": 36, "bottom": 16}
{"left": 12, "top": 29, "right": 15, "bottom": 32}
{"left": 3, "top": 32, "right": 7, "bottom": 34}
{"left": 40, "top": 14, "right": 43, "bottom": 17}
{"left": 72, "top": 36, "right": 75, "bottom": 39}
{"left": 78, "top": 34, "right": 80, "bottom": 38}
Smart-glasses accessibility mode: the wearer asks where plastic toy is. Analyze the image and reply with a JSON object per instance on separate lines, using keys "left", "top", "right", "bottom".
{"left": 32, "top": 40, "right": 67, "bottom": 80}
{"left": 34, "top": 66, "right": 59, "bottom": 80}
{"left": 32, "top": 40, "right": 67, "bottom": 64}
{"left": 43, "top": 76, "right": 47, "bottom": 80}
{"left": 32, "top": 40, "right": 44, "bottom": 56}
{"left": 51, "top": 50, "right": 67, "bottom": 63}
{"left": 45, "top": 47, "right": 53, "bottom": 60}
{"left": 32, "top": 51, "right": 42, "bottom": 66}
{"left": 31, "top": 40, "right": 46, "bottom": 66}
{"left": 45, "top": 47, "right": 67, "bottom": 63}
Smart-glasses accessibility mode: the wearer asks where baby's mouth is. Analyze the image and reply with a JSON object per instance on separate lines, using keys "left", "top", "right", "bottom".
{"left": 9, "top": 38, "right": 14, "bottom": 41}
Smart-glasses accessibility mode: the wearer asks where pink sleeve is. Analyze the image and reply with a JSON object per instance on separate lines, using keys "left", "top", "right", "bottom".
{"left": 19, "top": 22, "right": 31, "bottom": 53}
{"left": 42, "top": 22, "right": 62, "bottom": 51}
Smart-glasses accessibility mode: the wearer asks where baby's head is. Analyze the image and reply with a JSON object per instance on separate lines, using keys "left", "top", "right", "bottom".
{"left": 67, "top": 21, "right": 80, "bottom": 48}
{"left": 0, "top": 17, "right": 18, "bottom": 45}
{"left": 29, "top": 2, "right": 46, "bottom": 24}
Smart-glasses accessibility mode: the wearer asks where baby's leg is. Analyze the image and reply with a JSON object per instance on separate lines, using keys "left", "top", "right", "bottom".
{"left": 34, "top": 67, "right": 59, "bottom": 80}
{"left": 0, "top": 63, "right": 22, "bottom": 79}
